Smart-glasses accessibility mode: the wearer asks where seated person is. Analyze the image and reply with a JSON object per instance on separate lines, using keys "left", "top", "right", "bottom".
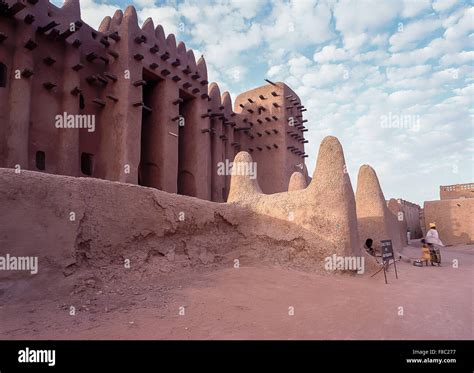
{"left": 364, "top": 238, "right": 387, "bottom": 267}
{"left": 421, "top": 239, "right": 431, "bottom": 266}
{"left": 364, "top": 238, "right": 376, "bottom": 256}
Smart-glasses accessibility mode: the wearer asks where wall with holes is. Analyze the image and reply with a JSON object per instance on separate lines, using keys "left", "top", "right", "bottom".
{"left": 0, "top": 0, "right": 309, "bottom": 201}
{"left": 440, "top": 183, "right": 474, "bottom": 200}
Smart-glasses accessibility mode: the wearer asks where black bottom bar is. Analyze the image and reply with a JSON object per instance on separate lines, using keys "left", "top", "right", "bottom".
{"left": 0, "top": 340, "right": 471, "bottom": 371}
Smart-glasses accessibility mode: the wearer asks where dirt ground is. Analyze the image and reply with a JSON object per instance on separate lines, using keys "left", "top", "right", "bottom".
{"left": 1, "top": 242, "right": 472, "bottom": 340}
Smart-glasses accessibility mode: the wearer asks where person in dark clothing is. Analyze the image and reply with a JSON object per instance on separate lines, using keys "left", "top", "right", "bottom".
{"left": 364, "top": 238, "right": 375, "bottom": 256}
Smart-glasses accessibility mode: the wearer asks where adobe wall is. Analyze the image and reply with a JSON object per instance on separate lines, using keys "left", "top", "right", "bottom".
{"left": 402, "top": 200, "right": 423, "bottom": 239}
{"left": 423, "top": 199, "right": 474, "bottom": 245}
{"left": 0, "top": 165, "right": 360, "bottom": 277}
{"left": 387, "top": 198, "right": 423, "bottom": 239}
{"left": 0, "top": 167, "right": 243, "bottom": 274}
{"left": 387, "top": 199, "right": 408, "bottom": 241}
{"left": 0, "top": 0, "right": 307, "bottom": 202}
{"left": 420, "top": 208, "right": 426, "bottom": 236}
{"left": 440, "top": 183, "right": 474, "bottom": 200}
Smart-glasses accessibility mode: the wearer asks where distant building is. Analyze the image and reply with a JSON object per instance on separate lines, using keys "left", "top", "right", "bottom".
{"left": 440, "top": 183, "right": 474, "bottom": 200}
{"left": 424, "top": 183, "right": 474, "bottom": 245}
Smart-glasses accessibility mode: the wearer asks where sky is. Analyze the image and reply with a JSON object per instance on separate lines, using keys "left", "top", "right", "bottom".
{"left": 52, "top": 0, "right": 474, "bottom": 205}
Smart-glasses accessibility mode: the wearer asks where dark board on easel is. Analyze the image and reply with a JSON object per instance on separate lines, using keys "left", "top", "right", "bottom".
{"left": 380, "top": 239, "right": 398, "bottom": 283}
{"left": 381, "top": 240, "right": 394, "bottom": 261}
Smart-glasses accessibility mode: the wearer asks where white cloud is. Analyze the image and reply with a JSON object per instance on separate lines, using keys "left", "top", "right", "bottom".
{"left": 433, "top": 0, "right": 459, "bottom": 13}
{"left": 230, "top": 0, "right": 266, "bottom": 19}
{"left": 138, "top": 6, "right": 181, "bottom": 35}
{"left": 401, "top": 0, "right": 432, "bottom": 18}
{"left": 79, "top": 0, "right": 121, "bottom": 30}
{"left": 386, "top": 65, "right": 432, "bottom": 82}
{"left": 385, "top": 12, "right": 473, "bottom": 68}
{"left": 267, "top": 64, "right": 285, "bottom": 78}
{"left": 440, "top": 51, "right": 474, "bottom": 66}
{"left": 372, "top": 33, "right": 389, "bottom": 47}
{"left": 454, "top": 83, "right": 474, "bottom": 97}
{"left": 389, "top": 18, "right": 442, "bottom": 52}
{"left": 343, "top": 33, "right": 369, "bottom": 50}
{"left": 287, "top": 55, "right": 313, "bottom": 77}
{"left": 387, "top": 45, "right": 438, "bottom": 66}
{"left": 262, "top": 0, "right": 334, "bottom": 49}
{"left": 180, "top": 5, "right": 201, "bottom": 23}
{"left": 133, "top": 0, "right": 156, "bottom": 8}
{"left": 353, "top": 50, "right": 389, "bottom": 63}
{"left": 386, "top": 67, "right": 467, "bottom": 89}
{"left": 388, "top": 89, "right": 440, "bottom": 107}
{"left": 313, "top": 45, "right": 350, "bottom": 63}
{"left": 443, "top": 7, "right": 474, "bottom": 40}
{"left": 441, "top": 6, "right": 466, "bottom": 28}
{"left": 302, "top": 64, "right": 347, "bottom": 87}
{"left": 334, "top": 0, "right": 402, "bottom": 34}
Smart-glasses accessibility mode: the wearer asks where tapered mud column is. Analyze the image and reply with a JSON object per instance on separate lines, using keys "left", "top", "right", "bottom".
{"left": 227, "top": 151, "right": 262, "bottom": 202}
{"left": 222, "top": 92, "right": 234, "bottom": 200}
{"left": 308, "top": 136, "right": 360, "bottom": 256}
{"left": 57, "top": 43, "right": 80, "bottom": 176}
{"left": 288, "top": 171, "right": 307, "bottom": 191}
{"left": 5, "top": 23, "right": 34, "bottom": 169}
{"left": 152, "top": 78, "right": 179, "bottom": 193}
{"left": 356, "top": 165, "right": 390, "bottom": 246}
{"left": 356, "top": 165, "right": 403, "bottom": 251}
{"left": 0, "top": 23, "right": 12, "bottom": 166}
{"left": 209, "top": 83, "right": 225, "bottom": 201}
{"left": 178, "top": 93, "right": 211, "bottom": 199}
{"left": 224, "top": 123, "right": 234, "bottom": 199}
{"left": 57, "top": 0, "right": 81, "bottom": 176}
{"left": 99, "top": 7, "right": 142, "bottom": 183}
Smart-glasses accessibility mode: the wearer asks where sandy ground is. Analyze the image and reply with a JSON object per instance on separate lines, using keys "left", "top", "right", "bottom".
{"left": 1, "top": 242, "right": 472, "bottom": 340}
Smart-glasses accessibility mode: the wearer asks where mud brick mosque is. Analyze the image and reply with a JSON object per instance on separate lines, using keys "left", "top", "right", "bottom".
{"left": 0, "top": 0, "right": 471, "bottom": 274}
{"left": 0, "top": 0, "right": 308, "bottom": 202}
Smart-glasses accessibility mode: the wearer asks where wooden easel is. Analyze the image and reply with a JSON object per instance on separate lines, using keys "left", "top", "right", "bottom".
{"left": 370, "top": 239, "right": 399, "bottom": 284}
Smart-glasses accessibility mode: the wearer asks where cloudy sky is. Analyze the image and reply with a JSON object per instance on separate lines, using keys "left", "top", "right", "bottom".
{"left": 53, "top": 0, "right": 473, "bottom": 205}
